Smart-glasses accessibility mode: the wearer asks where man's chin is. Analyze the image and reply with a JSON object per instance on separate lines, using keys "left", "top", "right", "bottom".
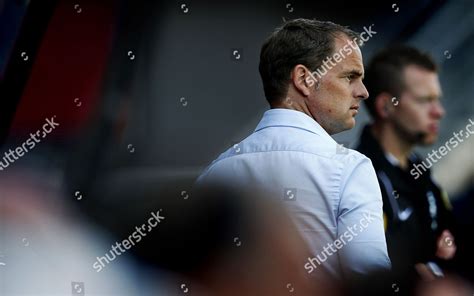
{"left": 333, "top": 118, "right": 355, "bottom": 134}
{"left": 347, "top": 117, "right": 356, "bottom": 130}
{"left": 419, "top": 133, "right": 438, "bottom": 146}
{"left": 325, "top": 116, "right": 356, "bottom": 135}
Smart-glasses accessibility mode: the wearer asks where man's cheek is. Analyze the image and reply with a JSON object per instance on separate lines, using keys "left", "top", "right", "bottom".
{"left": 397, "top": 112, "right": 417, "bottom": 128}
{"left": 396, "top": 103, "right": 416, "bottom": 121}
{"left": 405, "top": 113, "right": 427, "bottom": 133}
{"left": 406, "top": 107, "right": 428, "bottom": 128}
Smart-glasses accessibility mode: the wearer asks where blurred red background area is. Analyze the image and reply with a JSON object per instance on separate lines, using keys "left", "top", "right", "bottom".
{"left": 9, "top": 0, "right": 117, "bottom": 138}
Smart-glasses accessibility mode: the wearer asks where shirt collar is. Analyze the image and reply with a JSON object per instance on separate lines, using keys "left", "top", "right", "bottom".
{"left": 254, "top": 108, "right": 335, "bottom": 142}
{"left": 384, "top": 152, "right": 400, "bottom": 166}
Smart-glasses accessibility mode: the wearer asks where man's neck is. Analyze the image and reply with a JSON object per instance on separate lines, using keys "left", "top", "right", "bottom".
{"left": 371, "top": 123, "right": 413, "bottom": 169}
{"left": 271, "top": 97, "right": 311, "bottom": 115}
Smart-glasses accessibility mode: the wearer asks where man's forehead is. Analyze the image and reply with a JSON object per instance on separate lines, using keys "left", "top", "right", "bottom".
{"left": 334, "top": 35, "right": 361, "bottom": 54}
{"left": 404, "top": 65, "right": 441, "bottom": 95}
{"left": 333, "top": 36, "right": 364, "bottom": 70}
{"left": 337, "top": 56, "right": 364, "bottom": 76}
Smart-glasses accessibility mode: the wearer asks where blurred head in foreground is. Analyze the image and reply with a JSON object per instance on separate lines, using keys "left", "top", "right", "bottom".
{"left": 129, "top": 183, "right": 339, "bottom": 296}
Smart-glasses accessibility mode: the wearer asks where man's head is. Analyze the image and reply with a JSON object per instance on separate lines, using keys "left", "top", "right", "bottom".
{"left": 131, "top": 183, "right": 322, "bottom": 295}
{"left": 259, "top": 18, "right": 369, "bottom": 135}
{"left": 364, "top": 46, "right": 445, "bottom": 145}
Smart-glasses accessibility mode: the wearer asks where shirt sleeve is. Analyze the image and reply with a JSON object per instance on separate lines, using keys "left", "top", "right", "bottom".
{"left": 336, "top": 154, "right": 392, "bottom": 277}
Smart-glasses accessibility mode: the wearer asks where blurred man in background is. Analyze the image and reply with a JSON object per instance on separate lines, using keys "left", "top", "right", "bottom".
{"left": 357, "top": 46, "right": 456, "bottom": 280}
{"left": 197, "top": 18, "right": 390, "bottom": 280}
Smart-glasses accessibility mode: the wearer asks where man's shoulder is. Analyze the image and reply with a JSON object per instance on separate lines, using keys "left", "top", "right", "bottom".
{"left": 212, "top": 130, "right": 370, "bottom": 161}
{"left": 333, "top": 144, "right": 369, "bottom": 161}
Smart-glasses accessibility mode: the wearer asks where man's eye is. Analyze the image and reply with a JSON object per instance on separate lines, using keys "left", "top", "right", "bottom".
{"left": 345, "top": 76, "right": 353, "bottom": 82}
{"left": 415, "top": 97, "right": 432, "bottom": 104}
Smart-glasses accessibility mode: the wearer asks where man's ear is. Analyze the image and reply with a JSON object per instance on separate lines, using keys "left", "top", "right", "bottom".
{"left": 374, "top": 92, "right": 394, "bottom": 119}
{"left": 291, "top": 65, "right": 314, "bottom": 97}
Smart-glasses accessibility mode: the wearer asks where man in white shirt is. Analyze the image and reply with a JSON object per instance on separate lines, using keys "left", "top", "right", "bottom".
{"left": 197, "top": 18, "right": 391, "bottom": 279}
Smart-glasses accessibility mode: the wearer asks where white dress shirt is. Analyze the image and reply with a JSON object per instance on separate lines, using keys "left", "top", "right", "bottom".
{"left": 197, "top": 108, "right": 391, "bottom": 278}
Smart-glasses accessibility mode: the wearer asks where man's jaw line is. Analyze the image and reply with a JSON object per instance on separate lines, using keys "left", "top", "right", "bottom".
{"left": 372, "top": 121, "right": 417, "bottom": 167}
{"left": 271, "top": 93, "right": 328, "bottom": 131}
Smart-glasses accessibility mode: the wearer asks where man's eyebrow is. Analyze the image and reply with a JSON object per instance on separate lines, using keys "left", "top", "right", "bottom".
{"left": 422, "top": 94, "right": 443, "bottom": 101}
{"left": 341, "top": 69, "right": 364, "bottom": 79}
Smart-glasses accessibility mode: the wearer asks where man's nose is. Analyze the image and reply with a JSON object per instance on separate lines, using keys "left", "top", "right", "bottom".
{"left": 431, "top": 101, "right": 445, "bottom": 119}
{"left": 355, "top": 81, "right": 369, "bottom": 100}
